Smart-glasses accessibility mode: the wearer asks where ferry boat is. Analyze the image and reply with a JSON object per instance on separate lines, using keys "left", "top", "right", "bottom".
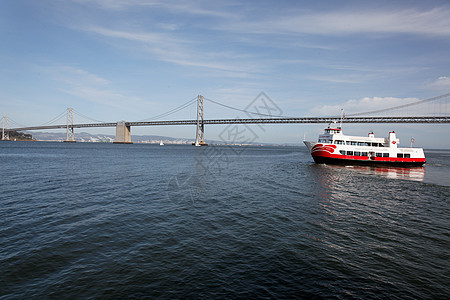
{"left": 304, "top": 125, "right": 426, "bottom": 166}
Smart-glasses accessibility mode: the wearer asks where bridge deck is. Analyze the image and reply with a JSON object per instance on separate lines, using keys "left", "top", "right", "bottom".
{"left": 5, "top": 116, "right": 450, "bottom": 132}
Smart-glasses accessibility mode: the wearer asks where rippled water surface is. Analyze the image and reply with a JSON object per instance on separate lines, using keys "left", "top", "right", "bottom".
{"left": 1, "top": 142, "right": 449, "bottom": 298}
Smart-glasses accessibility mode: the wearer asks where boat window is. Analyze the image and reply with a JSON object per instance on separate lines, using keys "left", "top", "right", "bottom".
{"left": 404, "top": 154, "right": 410, "bottom": 158}
{"left": 397, "top": 153, "right": 403, "bottom": 158}
{"left": 383, "top": 153, "right": 389, "bottom": 157}
{"left": 326, "top": 129, "right": 339, "bottom": 134}
{"left": 350, "top": 141, "right": 357, "bottom": 145}
{"left": 361, "top": 152, "right": 368, "bottom": 156}
{"left": 354, "top": 151, "right": 361, "bottom": 156}
{"left": 347, "top": 151, "right": 354, "bottom": 156}
{"left": 339, "top": 150, "right": 346, "bottom": 155}
{"left": 376, "top": 153, "right": 383, "bottom": 157}
{"left": 358, "top": 142, "right": 365, "bottom": 146}
{"left": 366, "top": 142, "right": 372, "bottom": 147}
{"left": 334, "top": 140, "right": 345, "bottom": 145}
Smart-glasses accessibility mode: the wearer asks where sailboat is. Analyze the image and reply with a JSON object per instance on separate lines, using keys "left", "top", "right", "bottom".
{"left": 159, "top": 140, "right": 164, "bottom": 146}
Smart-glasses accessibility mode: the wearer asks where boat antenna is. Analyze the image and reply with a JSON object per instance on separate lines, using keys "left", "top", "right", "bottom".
{"left": 339, "top": 109, "right": 344, "bottom": 128}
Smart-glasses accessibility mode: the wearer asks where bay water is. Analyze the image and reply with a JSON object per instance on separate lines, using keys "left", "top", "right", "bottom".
{"left": 1, "top": 142, "right": 449, "bottom": 298}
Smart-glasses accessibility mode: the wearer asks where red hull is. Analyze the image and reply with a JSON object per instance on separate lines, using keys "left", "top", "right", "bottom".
{"left": 312, "top": 151, "right": 426, "bottom": 167}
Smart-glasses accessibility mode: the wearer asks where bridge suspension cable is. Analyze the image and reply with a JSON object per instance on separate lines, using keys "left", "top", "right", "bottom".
{"left": 204, "top": 97, "right": 290, "bottom": 118}
{"left": 138, "top": 97, "right": 197, "bottom": 121}
{"left": 346, "top": 92, "right": 450, "bottom": 117}
{"left": 73, "top": 109, "right": 105, "bottom": 123}
{"left": 38, "top": 108, "right": 105, "bottom": 127}
{"left": 40, "top": 110, "right": 68, "bottom": 125}
{"left": 4, "top": 116, "right": 28, "bottom": 129}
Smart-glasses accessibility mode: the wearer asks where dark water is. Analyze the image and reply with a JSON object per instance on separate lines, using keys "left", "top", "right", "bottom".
{"left": 1, "top": 142, "right": 449, "bottom": 299}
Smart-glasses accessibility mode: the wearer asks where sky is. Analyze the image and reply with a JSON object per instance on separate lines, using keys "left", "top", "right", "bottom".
{"left": 1, "top": 0, "right": 450, "bottom": 147}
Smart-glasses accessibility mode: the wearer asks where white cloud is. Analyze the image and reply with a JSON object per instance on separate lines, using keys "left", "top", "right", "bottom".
{"left": 427, "top": 76, "right": 450, "bottom": 89}
{"left": 72, "top": 1, "right": 450, "bottom": 38}
{"left": 70, "top": 0, "right": 235, "bottom": 18}
{"left": 219, "top": 7, "right": 450, "bottom": 37}
{"left": 54, "top": 65, "right": 110, "bottom": 86}
{"left": 156, "top": 23, "right": 179, "bottom": 31}
{"left": 44, "top": 65, "right": 149, "bottom": 112}
{"left": 86, "top": 26, "right": 183, "bottom": 49}
{"left": 71, "top": 0, "right": 161, "bottom": 10}
{"left": 84, "top": 26, "right": 260, "bottom": 76}
{"left": 305, "top": 75, "right": 363, "bottom": 84}
{"left": 311, "top": 94, "right": 450, "bottom": 118}
{"left": 310, "top": 96, "right": 420, "bottom": 117}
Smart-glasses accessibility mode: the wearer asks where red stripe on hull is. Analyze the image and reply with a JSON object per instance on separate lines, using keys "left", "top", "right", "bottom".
{"left": 311, "top": 152, "right": 426, "bottom": 166}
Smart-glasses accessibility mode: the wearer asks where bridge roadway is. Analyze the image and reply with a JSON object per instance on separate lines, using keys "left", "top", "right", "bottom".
{"left": 6, "top": 116, "right": 450, "bottom": 132}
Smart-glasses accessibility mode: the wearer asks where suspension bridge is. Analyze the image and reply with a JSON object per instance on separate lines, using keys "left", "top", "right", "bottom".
{"left": 1, "top": 93, "right": 450, "bottom": 144}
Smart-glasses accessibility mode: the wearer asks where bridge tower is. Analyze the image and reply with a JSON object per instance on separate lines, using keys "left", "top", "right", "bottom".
{"left": 194, "top": 95, "right": 207, "bottom": 146}
{"left": 2, "top": 116, "right": 10, "bottom": 141}
{"left": 65, "top": 108, "right": 76, "bottom": 143}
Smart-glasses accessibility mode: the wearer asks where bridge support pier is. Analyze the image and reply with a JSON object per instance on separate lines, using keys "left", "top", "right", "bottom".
{"left": 114, "top": 121, "right": 132, "bottom": 144}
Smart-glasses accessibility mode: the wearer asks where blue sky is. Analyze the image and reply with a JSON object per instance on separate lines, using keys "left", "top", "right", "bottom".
{"left": 1, "top": 0, "right": 450, "bottom": 147}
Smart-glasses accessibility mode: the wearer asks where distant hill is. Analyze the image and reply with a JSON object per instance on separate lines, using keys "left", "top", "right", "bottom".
{"left": 29, "top": 131, "right": 194, "bottom": 144}
{"left": 25, "top": 131, "right": 298, "bottom": 146}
